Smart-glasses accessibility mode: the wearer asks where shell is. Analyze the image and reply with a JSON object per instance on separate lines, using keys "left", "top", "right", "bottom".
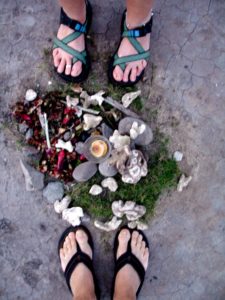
{"left": 89, "top": 184, "right": 103, "bottom": 196}
{"left": 121, "top": 90, "right": 141, "bottom": 108}
{"left": 177, "top": 174, "right": 192, "bottom": 192}
{"left": 83, "top": 114, "right": 103, "bottom": 131}
{"left": 54, "top": 195, "right": 71, "bottom": 214}
{"left": 94, "top": 216, "right": 122, "bottom": 232}
{"left": 101, "top": 177, "right": 118, "bottom": 192}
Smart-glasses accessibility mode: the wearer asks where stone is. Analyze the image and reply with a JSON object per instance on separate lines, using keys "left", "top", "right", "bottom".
{"left": 177, "top": 174, "right": 192, "bottom": 192}
{"left": 75, "top": 142, "right": 85, "bottom": 154}
{"left": 63, "top": 131, "right": 72, "bottom": 142}
{"left": 72, "top": 161, "right": 97, "bottom": 182}
{"left": 25, "top": 89, "right": 37, "bottom": 101}
{"left": 121, "top": 90, "right": 141, "bottom": 108}
{"left": 119, "top": 117, "right": 153, "bottom": 146}
{"left": 25, "top": 128, "right": 33, "bottom": 140}
{"left": 19, "top": 123, "right": 29, "bottom": 134}
{"left": 112, "top": 200, "right": 124, "bottom": 218}
{"left": 22, "top": 146, "right": 42, "bottom": 165}
{"left": 101, "top": 177, "right": 118, "bottom": 192}
{"left": 20, "top": 159, "right": 44, "bottom": 191}
{"left": 109, "top": 130, "right": 131, "bottom": 150}
{"left": 62, "top": 207, "right": 84, "bottom": 226}
{"left": 89, "top": 184, "right": 103, "bottom": 195}
{"left": 43, "top": 182, "right": 64, "bottom": 203}
{"left": 173, "top": 151, "right": 184, "bottom": 162}
{"left": 98, "top": 158, "right": 117, "bottom": 177}
{"left": 94, "top": 216, "right": 122, "bottom": 232}
{"left": 54, "top": 195, "right": 71, "bottom": 214}
{"left": 101, "top": 123, "right": 113, "bottom": 139}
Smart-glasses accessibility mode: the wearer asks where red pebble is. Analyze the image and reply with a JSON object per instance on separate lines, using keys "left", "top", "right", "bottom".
{"left": 57, "top": 150, "right": 65, "bottom": 170}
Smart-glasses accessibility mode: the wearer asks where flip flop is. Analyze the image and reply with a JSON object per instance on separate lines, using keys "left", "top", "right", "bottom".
{"left": 58, "top": 225, "right": 100, "bottom": 299}
{"left": 108, "top": 11, "right": 153, "bottom": 87}
{"left": 53, "top": 0, "right": 92, "bottom": 83}
{"left": 111, "top": 225, "right": 149, "bottom": 299}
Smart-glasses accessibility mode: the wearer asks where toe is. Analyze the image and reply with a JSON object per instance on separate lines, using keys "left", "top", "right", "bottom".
{"left": 59, "top": 248, "right": 65, "bottom": 260}
{"left": 76, "top": 230, "right": 92, "bottom": 258}
{"left": 65, "top": 57, "right": 72, "bottom": 75}
{"left": 140, "top": 241, "right": 146, "bottom": 254}
{"left": 117, "top": 229, "right": 131, "bottom": 259}
{"left": 142, "top": 60, "right": 147, "bottom": 69}
{"left": 137, "top": 233, "right": 143, "bottom": 248}
{"left": 123, "top": 64, "right": 132, "bottom": 82}
{"left": 53, "top": 49, "right": 59, "bottom": 57}
{"left": 71, "top": 61, "right": 82, "bottom": 77}
{"left": 113, "top": 66, "right": 123, "bottom": 82}
{"left": 137, "top": 64, "right": 143, "bottom": 77}
{"left": 53, "top": 52, "right": 61, "bottom": 68}
{"left": 130, "top": 66, "right": 138, "bottom": 82}
{"left": 68, "top": 232, "right": 77, "bottom": 251}
{"left": 57, "top": 57, "right": 66, "bottom": 73}
{"left": 131, "top": 231, "right": 139, "bottom": 248}
{"left": 65, "top": 236, "right": 72, "bottom": 252}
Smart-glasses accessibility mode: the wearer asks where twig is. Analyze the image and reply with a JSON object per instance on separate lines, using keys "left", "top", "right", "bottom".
{"left": 44, "top": 113, "right": 51, "bottom": 149}
{"left": 104, "top": 97, "right": 140, "bottom": 119}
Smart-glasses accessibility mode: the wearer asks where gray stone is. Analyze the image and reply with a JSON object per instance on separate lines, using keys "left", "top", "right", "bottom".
{"left": 25, "top": 128, "right": 33, "bottom": 140}
{"left": 118, "top": 117, "right": 153, "bottom": 146}
{"left": 63, "top": 131, "right": 71, "bottom": 142}
{"left": 22, "top": 146, "right": 42, "bottom": 165}
{"left": 20, "top": 159, "right": 44, "bottom": 191}
{"left": 75, "top": 142, "right": 84, "bottom": 154}
{"left": 101, "top": 123, "right": 113, "bottom": 139}
{"left": 43, "top": 182, "right": 64, "bottom": 203}
{"left": 19, "top": 123, "right": 29, "bottom": 134}
{"left": 98, "top": 158, "right": 117, "bottom": 177}
{"left": 72, "top": 161, "right": 97, "bottom": 182}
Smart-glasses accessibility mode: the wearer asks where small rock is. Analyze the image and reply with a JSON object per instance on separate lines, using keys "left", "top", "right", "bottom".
{"left": 177, "top": 174, "right": 192, "bottom": 192}
{"left": 62, "top": 207, "right": 84, "bottom": 226}
{"left": 63, "top": 131, "right": 72, "bottom": 142}
{"left": 101, "top": 177, "right": 118, "bottom": 192}
{"left": 89, "top": 184, "right": 103, "bottom": 196}
{"left": 99, "top": 158, "right": 118, "bottom": 177}
{"left": 22, "top": 146, "right": 41, "bottom": 165}
{"left": 54, "top": 195, "right": 71, "bottom": 214}
{"left": 121, "top": 90, "right": 141, "bottom": 108}
{"left": 20, "top": 159, "right": 44, "bottom": 191}
{"left": 25, "top": 128, "right": 33, "bottom": 140}
{"left": 119, "top": 117, "right": 153, "bottom": 146}
{"left": 101, "top": 123, "right": 113, "bottom": 139}
{"left": 72, "top": 161, "right": 97, "bottom": 182}
{"left": 173, "top": 151, "right": 183, "bottom": 162}
{"left": 43, "top": 182, "right": 64, "bottom": 203}
{"left": 75, "top": 142, "right": 85, "bottom": 154}
{"left": 137, "top": 221, "right": 148, "bottom": 230}
{"left": 25, "top": 89, "right": 37, "bottom": 101}
{"left": 19, "top": 123, "right": 29, "bottom": 134}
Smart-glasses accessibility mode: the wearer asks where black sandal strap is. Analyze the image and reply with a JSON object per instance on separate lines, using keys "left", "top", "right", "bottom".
{"left": 122, "top": 14, "right": 153, "bottom": 38}
{"left": 64, "top": 251, "right": 94, "bottom": 292}
{"left": 60, "top": 8, "right": 87, "bottom": 33}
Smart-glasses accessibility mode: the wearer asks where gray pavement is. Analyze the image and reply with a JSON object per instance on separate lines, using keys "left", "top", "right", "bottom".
{"left": 0, "top": 0, "right": 225, "bottom": 299}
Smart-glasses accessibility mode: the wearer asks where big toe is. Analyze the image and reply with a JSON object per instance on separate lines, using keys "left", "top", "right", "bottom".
{"left": 113, "top": 66, "right": 123, "bottom": 82}
{"left": 117, "top": 229, "right": 131, "bottom": 259}
{"left": 76, "top": 230, "right": 93, "bottom": 258}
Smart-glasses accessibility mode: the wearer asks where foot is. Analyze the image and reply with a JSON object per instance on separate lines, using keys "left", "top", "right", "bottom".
{"left": 113, "top": 16, "right": 151, "bottom": 83}
{"left": 113, "top": 229, "right": 149, "bottom": 299}
{"left": 53, "top": 8, "right": 86, "bottom": 77}
{"left": 59, "top": 230, "right": 96, "bottom": 300}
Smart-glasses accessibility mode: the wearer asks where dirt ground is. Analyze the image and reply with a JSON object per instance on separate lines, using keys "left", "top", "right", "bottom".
{"left": 0, "top": 0, "right": 225, "bottom": 299}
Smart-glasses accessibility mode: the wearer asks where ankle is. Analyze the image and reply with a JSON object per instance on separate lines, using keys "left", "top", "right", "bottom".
{"left": 126, "top": 10, "right": 152, "bottom": 29}
{"left": 62, "top": 0, "right": 86, "bottom": 23}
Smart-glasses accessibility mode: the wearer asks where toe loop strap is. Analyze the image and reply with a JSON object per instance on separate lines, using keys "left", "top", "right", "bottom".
{"left": 64, "top": 252, "right": 93, "bottom": 292}
{"left": 60, "top": 8, "right": 87, "bottom": 33}
{"left": 115, "top": 252, "right": 146, "bottom": 295}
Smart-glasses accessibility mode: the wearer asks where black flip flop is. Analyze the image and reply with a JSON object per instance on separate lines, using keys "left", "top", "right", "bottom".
{"left": 111, "top": 225, "right": 149, "bottom": 299}
{"left": 108, "top": 10, "right": 153, "bottom": 87}
{"left": 58, "top": 225, "right": 100, "bottom": 299}
{"left": 53, "top": 0, "right": 92, "bottom": 83}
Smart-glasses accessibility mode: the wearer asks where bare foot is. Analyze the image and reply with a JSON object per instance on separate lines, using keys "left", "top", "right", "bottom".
{"left": 113, "top": 229, "right": 149, "bottom": 299}
{"left": 113, "top": 16, "right": 152, "bottom": 83}
{"left": 59, "top": 230, "right": 96, "bottom": 300}
{"left": 53, "top": 5, "right": 86, "bottom": 78}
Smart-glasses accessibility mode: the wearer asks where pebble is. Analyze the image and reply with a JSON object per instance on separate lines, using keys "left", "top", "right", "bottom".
{"left": 63, "top": 131, "right": 72, "bottom": 142}
{"left": 98, "top": 158, "right": 117, "bottom": 177}
{"left": 173, "top": 151, "right": 183, "bottom": 162}
{"left": 20, "top": 159, "right": 44, "bottom": 191}
{"left": 72, "top": 161, "right": 97, "bottom": 182}
{"left": 19, "top": 123, "right": 29, "bottom": 134}
{"left": 43, "top": 182, "right": 64, "bottom": 203}
{"left": 25, "top": 89, "right": 37, "bottom": 101}
{"left": 22, "top": 146, "right": 42, "bottom": 165}
{"left": 101, "top": 123, "right": 113, "bottom": 139}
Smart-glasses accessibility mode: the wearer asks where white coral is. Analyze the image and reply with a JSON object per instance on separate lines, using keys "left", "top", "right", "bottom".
{"left": 83, "top": 114, "right": 103, "bottom": 131}
{"left": 62, "top": 207, "right": 84, "bottom": 226}
{"left": 94, "top": 216, "right": 122, "bottom": 232}
{"left": 89, "top": 184, "right": 103, "bottom": 195}
{"left": 54, "top": 196, "right": 71, "bottom": 214}
{"left": 130, "top": 121, "right": 146, "bottom": 140}
{"left": 109, "top": 130, "right": 130, "bottom": 150}
{"left": 101, "top": 177, "right": 118, "bottom": 192}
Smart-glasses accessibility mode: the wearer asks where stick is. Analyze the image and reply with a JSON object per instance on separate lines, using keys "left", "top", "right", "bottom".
{"left": 104, "top": 97, "right": 140, "bottom": 119}
{"left": 44, "top": 113, "right": 51, "bottom": 149}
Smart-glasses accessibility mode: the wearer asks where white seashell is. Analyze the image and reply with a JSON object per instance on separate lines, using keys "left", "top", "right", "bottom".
{"left": 83, "top": 114, "right": 103, "bottom": 131}
{"left": 130, "top": 121, "right": 146, "bottom": 140}
{"left": 54, "top": 195, "right": 71, "bottom": 214}
{"left": 101, "top": 177, "right": 118, "bottom": 192}
{"left": 25, "top": 89, "right": 37, "bottom": 101}
{"left": 109, "top": 130, "right": 130, "bottom": 150}
{"left": 89, "top": 184, "right": 103, "bottom": 195}
{"left": 177, "top": 174, "right": 192, "bottom": 192}
{"left": 62, "top": 207, "right": 84, "bottom": 226}
{"left": 112, "top": 200, "right": 124, "bottom": 218}
{"left": 94, "top": 216, "right": 122, "bottom": 232}
{"left": 121, "top": 90, "right": 141, "bottom": 108}
{"left": 55, "top": 139, "right": 73, "bottom": 153}
{"left": 173, "top": 151, "right": 183, "bottom": 162}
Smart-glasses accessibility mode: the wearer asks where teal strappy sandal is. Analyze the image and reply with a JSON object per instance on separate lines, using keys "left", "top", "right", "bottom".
{"left": 53, "top": 1, "right": 92, "bottom": 83}
{"left": 108, "top": 11, "right": 153, "bottom": 87}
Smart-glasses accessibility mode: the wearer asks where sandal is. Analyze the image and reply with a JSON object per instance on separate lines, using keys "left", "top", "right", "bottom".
{"left": 111, "top": 226, "right": 149, "bottom": 298}
{"left": 58, "top": 225, "right": 100, "bottom": 299}
{"left": 108, "top": 11, "right": 153, "bottom": 87}
{"left": 53, "top": 1, "right": 92, "bottom": 83}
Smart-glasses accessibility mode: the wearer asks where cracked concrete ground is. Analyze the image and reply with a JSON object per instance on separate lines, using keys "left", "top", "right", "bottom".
{"left": 0, "top": 0, "right": 225, "bottom": 299}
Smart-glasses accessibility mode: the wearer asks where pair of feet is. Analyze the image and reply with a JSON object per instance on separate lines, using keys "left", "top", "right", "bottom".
{"left": 60, "top": 228, "right": 149, "bottom": 299}
{"left": 53, "top": 9, "right": 151, "bottom": 83}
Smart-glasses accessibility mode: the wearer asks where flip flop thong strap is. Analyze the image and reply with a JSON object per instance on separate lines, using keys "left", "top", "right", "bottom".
{"left": 64, "top": 252, "right": 94, "bottom": 293}
{"left": 53, "top": 37, "right": 87, "bottom": 65}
